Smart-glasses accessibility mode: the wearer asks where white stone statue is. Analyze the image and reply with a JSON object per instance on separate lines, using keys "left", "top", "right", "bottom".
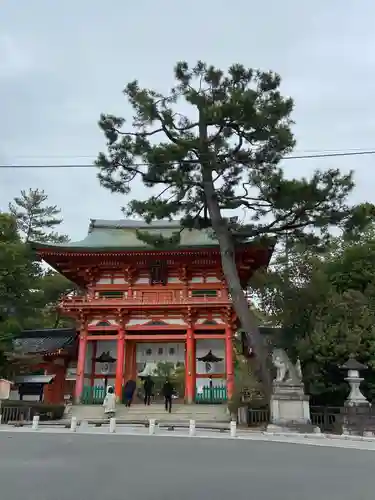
{"left": 272, "top": 348, "right": 303, "bottom": 384}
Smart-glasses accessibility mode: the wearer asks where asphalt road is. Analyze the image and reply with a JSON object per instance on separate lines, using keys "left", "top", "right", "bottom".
{"left": 0, "top": 432, "right": 374, "bottom": 500}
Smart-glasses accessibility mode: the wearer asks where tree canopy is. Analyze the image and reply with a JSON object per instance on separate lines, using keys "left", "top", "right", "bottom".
{"left": 0, "top": 189, "right": 74, "bottom": 375}
{"left": 254, "top": 229, "right": 375, "bottom": 404}
{"left": 9, "top": 188, "right": 74, "bottom": 329}
{"left": 9, "top": 188, "right": 68, "bottom": 244}
{"left": 0, "top": 213, "right": 36, "bottom": 373}
{"left": 96, "top": 60, "right": 372, "bottom": 395}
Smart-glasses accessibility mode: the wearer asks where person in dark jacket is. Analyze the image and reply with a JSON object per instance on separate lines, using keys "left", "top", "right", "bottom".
{"left": 143, "top": 376, "right": 154, "bottom": 406}
{"left": 123, "top": 379, "right": 136, "bottom": 407}
{"left": 162, "top": 378, "right": 174, "bottom": 413}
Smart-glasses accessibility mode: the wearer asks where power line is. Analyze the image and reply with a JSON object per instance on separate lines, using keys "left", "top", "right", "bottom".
{"left": 0, "top": 149, "right": 375, "bottom": 169}
{"left": 5, "top": 147, "right": 375, "bottom": 160}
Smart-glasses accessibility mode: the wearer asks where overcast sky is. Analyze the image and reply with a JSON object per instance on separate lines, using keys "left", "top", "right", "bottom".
{"left": 1, "top": 1, "right": 374, "bottom": 241}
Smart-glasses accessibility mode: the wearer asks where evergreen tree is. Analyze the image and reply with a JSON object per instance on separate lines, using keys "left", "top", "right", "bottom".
{"left": 0, "top": 213, "right": 35, "bottom": 374}
{"left": 9, "top": 188, "right": 68, "bottom": 243}
{"left": 96, "top": 61, "right": 371, "bottom": 394}
{"left": 9, "top": 188, "right": 74, "bottom": 328}
{"left": 253, "top": 227, "right": 375, "bottom": 404}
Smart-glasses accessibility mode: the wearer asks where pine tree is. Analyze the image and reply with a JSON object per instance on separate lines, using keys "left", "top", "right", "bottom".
{"left": 9, "top": 188, "right": 68, "bottom": 243}
{"left": 96, "top": 61, "right": 370, "bottom": 395}
{"left": 9, "top": 188, "right": 73, "bottom": 328}
{"left": 0, "top": 213, "right": 36, "bottom": 374}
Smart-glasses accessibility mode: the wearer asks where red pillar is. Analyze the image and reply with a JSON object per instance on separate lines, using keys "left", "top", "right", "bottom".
{"left": 44, "top": 363, "right": 66, "bottom": 404}
{"left": 74, "top": 331, "right": 87, "bottom": 403}
{"left": 185, "top": 326, "right": 196, "bottom": 404}
{"left": 225, "top": 326, "right": 234, "bottom": 400}
{"left": 115, "top": 328, "right": 125, "bottom": 400}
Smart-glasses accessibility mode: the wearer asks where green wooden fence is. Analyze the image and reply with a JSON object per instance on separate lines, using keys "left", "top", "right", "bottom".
{"left": 195, "top": 385, "right": 227, "bottom": 404}
{"left": 82, "top": 385, "right": 106, "bottom": 404}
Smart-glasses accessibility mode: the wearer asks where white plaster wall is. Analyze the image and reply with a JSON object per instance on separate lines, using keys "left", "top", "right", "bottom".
{"left": 134, "top": 276, "right": 149, "bottom": 284}
{"left": 9, "top": 390, "right": 20, "bottom": 400}
{"left": 19, "top": 395, "right": 40, "bottom": 401}
{"left": 88, "top": 318, "right": 119, "bottom": 325}
{"left": 81, "top": 339, "right": 228, "bottom": 391}
{"left": 127, "top": 317, "right": 186, "bottom": 326}
{"left": 212, "top": 314, "right": 225, "bottom": 323}
{"left": 196, "top": 377, "right": 226, "bottom": 390}
{"left": 83, "top": 340, "right": 118, "bottom": 377}
{"left": 84, "top": 341, "right": 93, "bottom": 374}
{"left": 9, "top": 391, "right": 40, "bottom": 402}
{"left": 136, "top": 342, "right": 185, "bottom": 365}
{"left": 66, "top": 362, "right": 77, "bottom": 379}
{"left": 127, "top": 317, "right": 149, "bottom": 326}
{"left": 92, "top": 377, "right": 115, "bottom": 389}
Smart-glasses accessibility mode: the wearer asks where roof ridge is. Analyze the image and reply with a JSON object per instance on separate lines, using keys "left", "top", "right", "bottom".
{"left": 90, "top": 219, "right": 182, "bottom": 230}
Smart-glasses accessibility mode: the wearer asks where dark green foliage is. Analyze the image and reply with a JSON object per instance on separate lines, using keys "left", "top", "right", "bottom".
{"left": 0, "top": 213, "right": 36, "bottom": 374}
{"left": 9, "top": 187, "right": 74, "bottom": 329}
{"left": 9, "top": 188, "right": 68, "bottom": 244}
{"left": 31, "top": 271, "right": 76, "bottom": 328}
{"left": 256, "top": 229, "right": 375, "bottom": 404}
{"left": 0, "top": 214, "right": 35, "bottom": 338}
{"left": 96, "top": 61, "right": 360, "bottom": 244}
{"left": 96, "top": 60, "right": 372, "bottom": 395}
{"left": 0, "top": 189, "right": 73, "bottom": 375}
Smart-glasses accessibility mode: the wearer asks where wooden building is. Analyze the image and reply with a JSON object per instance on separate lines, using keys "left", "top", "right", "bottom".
{"left": 11, "top": 328, "right": 77, "bottom": 403}
{"left": 31, "top": 219, "right": 273, "bottom": 405}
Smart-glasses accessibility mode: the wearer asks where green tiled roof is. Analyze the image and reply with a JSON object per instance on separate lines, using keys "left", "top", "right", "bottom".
{"left": 32, "top": 219, "right": 222, "bottom": 251}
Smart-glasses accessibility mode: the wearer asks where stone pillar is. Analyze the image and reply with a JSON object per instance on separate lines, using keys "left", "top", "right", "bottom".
{"left": 225, "top": 326, "right": 234, "bottom": 400}
{"left": 185, "top": 326, "right": 196, "bottom": 404}
{"left": 267, "top": 349, "right": 313, "bottom": 432}
{"left": 74, "top": 331, "right": 87, "bottom": 404}
{"left": 115, "top": 328, "right": 125, "bottom": 401}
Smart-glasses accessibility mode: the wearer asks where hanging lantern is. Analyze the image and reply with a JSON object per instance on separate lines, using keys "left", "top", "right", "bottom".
{"left": 94, "top": 351, "right": 116, "bottom": 391}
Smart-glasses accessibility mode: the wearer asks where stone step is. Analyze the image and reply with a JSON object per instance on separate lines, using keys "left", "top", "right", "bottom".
{"left": 72, "top": 404, "right": 230, "bottom": 423}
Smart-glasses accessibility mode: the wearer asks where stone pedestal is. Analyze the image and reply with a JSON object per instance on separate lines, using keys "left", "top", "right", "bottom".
{"left": 267, "top": 382, "right": 314, "bottom": 433}
{"left": 339, "top": 358, "right": 372, "bottom": 436}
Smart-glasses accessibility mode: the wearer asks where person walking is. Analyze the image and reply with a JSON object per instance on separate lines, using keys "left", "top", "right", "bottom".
{"left": 162, "top": 378, "right": 174, "bottom": 413}
{"left": 103, "top": 386, "right": 116, "bottom": 419}
{"left": 123, "top": 379, "right": 136, "bottom": 408}
{"left": 143, "top": 376, "right": 154, "bottom": 406}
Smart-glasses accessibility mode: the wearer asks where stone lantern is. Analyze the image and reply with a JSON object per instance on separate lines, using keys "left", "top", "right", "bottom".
{"left": 339, "top": 355, "right": 371, "bottom": 436}
{"left": 340, "top": 355, "right": 369, "bottom": 407}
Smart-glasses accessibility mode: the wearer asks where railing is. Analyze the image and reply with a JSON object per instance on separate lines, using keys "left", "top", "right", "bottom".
{"left": 82, "top": 385, "right": 106, "bottom": 404}
{"left": 310, "top": 406, "right": 343, "bottom": 433}
{"left": 1, "top": 406, "right": 33, "bottom": 424}
{"left": 247, "top": 408, "right": 269, "bottom": 427}
{"left": 62, "top": 295, "right": 230, "bottom": 307}
{"left": 195, "top": 385, "right": 227, "bottom": 404}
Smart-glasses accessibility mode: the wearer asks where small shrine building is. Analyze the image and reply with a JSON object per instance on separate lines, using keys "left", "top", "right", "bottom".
{"left": 31, "top": 219, "right": 273, "bottom": 405}
{"left": 11, "top": 328, "right": 77, "bottom": 403}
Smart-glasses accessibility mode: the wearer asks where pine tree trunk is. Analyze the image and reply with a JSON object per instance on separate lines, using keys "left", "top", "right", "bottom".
{"left": 198, "top": 114, "right": 272, "bottom": 397}
{"left": 203, "top": 178, "right": 272, "bottom": 397}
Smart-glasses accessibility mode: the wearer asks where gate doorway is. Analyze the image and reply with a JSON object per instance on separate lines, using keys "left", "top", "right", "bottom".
{"left": 134, "top": 341, "right": 186, "bottom": 404}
